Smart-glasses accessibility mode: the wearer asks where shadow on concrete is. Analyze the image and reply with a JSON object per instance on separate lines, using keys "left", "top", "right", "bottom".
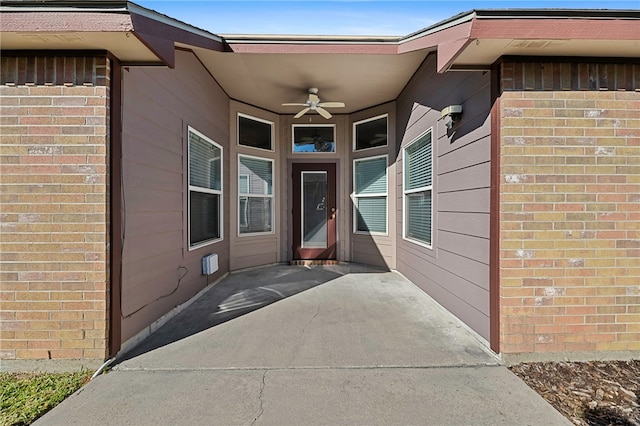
{"left": 117, "top": 263, "right": 386, "bottom": 363}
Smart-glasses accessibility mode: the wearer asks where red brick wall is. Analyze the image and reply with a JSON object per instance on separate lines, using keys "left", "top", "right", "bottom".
{"left": 0, "top": 55, "right": 111, "bottom": 360}
{"left": 498, "top": 60, "right": 640, "bottom": 356}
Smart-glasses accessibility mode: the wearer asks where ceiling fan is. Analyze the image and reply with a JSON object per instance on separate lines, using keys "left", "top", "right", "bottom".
{"left": 282, "top": 87, "right": 345, "bottom": 119}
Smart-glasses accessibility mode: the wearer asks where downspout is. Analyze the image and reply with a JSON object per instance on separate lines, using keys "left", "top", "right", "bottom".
{"left": 489, "top": 59, "right": 502, "bottom": 353}
{"left": 108, "top": 54, "right": 123, "bottom": 357}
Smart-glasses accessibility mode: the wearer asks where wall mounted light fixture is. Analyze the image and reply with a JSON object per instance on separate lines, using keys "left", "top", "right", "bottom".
{"left": 441, "top": 105, "right": 462, "bottom": 129}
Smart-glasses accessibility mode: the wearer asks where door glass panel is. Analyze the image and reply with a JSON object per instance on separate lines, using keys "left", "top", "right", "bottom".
{"left": 301, "top": 171, "right": 327, "bottom": 248}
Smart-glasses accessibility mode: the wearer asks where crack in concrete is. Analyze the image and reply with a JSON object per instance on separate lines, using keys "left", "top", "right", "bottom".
{"left": 251, "top": 370, "right": 267, "bottom": 426}
{"left": 288, "top": 288, "right": 322, "bottom": 365}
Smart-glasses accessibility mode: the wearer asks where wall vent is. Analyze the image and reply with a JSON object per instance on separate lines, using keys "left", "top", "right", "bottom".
{"left": 202, "top": 254, "right": 218, "bottom": 275}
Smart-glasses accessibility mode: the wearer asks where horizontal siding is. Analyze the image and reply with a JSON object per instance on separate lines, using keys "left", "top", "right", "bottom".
{"left": 438, "top": 188, "right": 490, "bottom": 213}
{"left": 352, "top": 235, "right": 393, "bottom": 268}
{"left": 395, "top": 53, "right": 491, "bottom": 341}
{"left": 233, "top": 238, "right": 279, "bottom": 263}
{"left": 437, "top": 135, "right": 490, "bottom": 174}
{"left": 397, "top": 255, "right": 490, "bottom": 339}
{"left": 349, "top": 103, "right": 397, "bottom": 269}
{"left": 439, "top": 212, "right": 489, "bottom": 238}
{"left": 438, "top": 231, "right": 489, "bottom": 265}
{"left": 397, "top": 247, "right": 488, "bottom": 315}
{"left": 121, "top": 49, "right": 230, "bottom": 342}
{"left": 438, "top": 162, "right": 491, "bottom": 193}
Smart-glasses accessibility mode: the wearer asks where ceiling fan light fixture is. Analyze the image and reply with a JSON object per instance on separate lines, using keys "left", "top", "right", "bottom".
{"left": 283, "top": 87, "right": 345, "bottom": 119}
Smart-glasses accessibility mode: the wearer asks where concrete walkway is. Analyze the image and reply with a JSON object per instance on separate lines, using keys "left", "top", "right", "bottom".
{"left": 36, "top": 264, "right": 569, "bottom": 425}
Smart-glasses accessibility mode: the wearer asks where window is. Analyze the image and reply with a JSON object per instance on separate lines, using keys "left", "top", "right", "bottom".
{"left": 403, "top": 130, "right": 432, "bottom": 247}
{"left": 238, "top": 154, "right": 273, "bottom": 235}
{"left": 238, "top": 113, "right": 273, "bottom": 151}
{"left": 354, "top": 114, "right": 388, "bottom": 151}
{"left": 188, "top": 127, "right": 222, "bottom": 248}
{"left": 293, "top": 125, "right": 335, "bottom": 153}
{"left": 354, "top": 155, "right": 387, "bottom": 234}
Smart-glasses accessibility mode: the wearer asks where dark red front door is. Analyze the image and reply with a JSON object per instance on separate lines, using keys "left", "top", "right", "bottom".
{"left": 292, "top": 163, "right": 337, "bottom": 260}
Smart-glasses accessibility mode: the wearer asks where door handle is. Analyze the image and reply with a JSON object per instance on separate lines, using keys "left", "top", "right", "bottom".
{"left": 330, "top": 207, "right": 336, "bottom": 219}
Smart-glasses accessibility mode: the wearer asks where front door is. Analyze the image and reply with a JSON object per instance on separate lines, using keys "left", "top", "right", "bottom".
{"left": 292, "top": 163, "right": 337, "bottom": 260}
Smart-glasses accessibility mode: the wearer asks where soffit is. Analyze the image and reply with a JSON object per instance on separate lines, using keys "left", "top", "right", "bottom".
{"left": 448, "top": 16, "right": 640, "bottom": 69}
{"left": 453, "top": 39, "right": 640, "bottom": 68}
{"left": 0, "top": 31, "right": 161, "bottom": 63}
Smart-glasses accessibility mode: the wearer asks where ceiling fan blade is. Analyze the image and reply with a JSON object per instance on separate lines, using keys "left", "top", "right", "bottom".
{"left": 316, "top": 107, "right": 332, "bottom": 119}
{"left": 282, "top": 103, "right": 308, "bottom": 106}
{"left": 318, "top": 102, "right": 345, "bottom": 108}
{"left": 308, "top": 93, "right": 319, "bottom": 103}
{"left": 294, "top": 107, "right": 310, "bottom": 119}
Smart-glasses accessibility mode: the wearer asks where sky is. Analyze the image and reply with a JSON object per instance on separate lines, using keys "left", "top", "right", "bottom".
{"left": 135, "top": 0, "right": 639, "bottom": 36}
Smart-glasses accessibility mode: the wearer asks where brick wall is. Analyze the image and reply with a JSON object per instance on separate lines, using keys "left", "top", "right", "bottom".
{"left": 0, "top": 55, "right": 111, "bottom": 360}
{"left": 499, "top": 61, "right": 640, "bottom": 356}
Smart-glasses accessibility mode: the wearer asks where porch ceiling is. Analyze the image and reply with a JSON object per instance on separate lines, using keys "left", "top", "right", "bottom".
{"left": 187, "top": 45, "right": 431, "bottom": 115}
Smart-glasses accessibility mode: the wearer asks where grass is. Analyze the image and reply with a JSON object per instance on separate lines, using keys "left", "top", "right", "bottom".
{"left": 0, "top": 370, "right": 92, "bottom": 426}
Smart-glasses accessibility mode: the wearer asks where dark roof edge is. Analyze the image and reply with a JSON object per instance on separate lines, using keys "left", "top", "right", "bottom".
{"left": 126, "top": 2, "right": 223, "bottom": 42}
{"left": 401, "top": 8, "right": 640, "bottom": 42}
{"left": 473, "top": 8, "right": 640, "bottom": 19}
{"left": 0, "top": 0, "right": 128, "bottom": 8}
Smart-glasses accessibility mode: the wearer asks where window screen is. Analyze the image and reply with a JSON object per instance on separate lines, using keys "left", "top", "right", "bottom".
{"left": 238, "top": 155, "right": 274, "bottom": 234}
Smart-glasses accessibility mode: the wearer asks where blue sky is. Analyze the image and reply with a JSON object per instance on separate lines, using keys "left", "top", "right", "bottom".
{"left": 135, "top": 1, "right": 639, "bottom": 36}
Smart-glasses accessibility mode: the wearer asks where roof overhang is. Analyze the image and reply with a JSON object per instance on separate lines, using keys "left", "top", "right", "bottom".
{"left": 0, "top": 2, "right": 224, "bottom": 66}
{"left": 1, "top": 3, "right": 638, "bottom": 114}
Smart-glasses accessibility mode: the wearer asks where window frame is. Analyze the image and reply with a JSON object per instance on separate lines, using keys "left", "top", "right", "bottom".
{"left": 238, "top": 174, "right": 249, "bottom": 228}
{"left": 188, "top": 126, "right": 223, "bottom": 250}
{"left": 237, "top": 153, "right": 275, "bottom": 237}
{"left": 353, "top": 154, "right": 388, "bottom": 236}
{"left": 402, "top": 128, "right": 433, "bottom": 249}
{"left": 353, "top": 114, "right": 388, "bottom": 152}
{"left": 292, "top": 124, "right": 336, "bottom": 154}
{"left": 237, "top": 112, "right": 274, "bottom": 152}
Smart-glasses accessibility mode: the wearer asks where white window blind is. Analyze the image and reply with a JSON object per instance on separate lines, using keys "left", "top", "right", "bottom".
{"left": 403, "top": 131, "right": 432, "bottom": 247}
{"left": 354, "top": 155, "right": 387, "bottom": 234}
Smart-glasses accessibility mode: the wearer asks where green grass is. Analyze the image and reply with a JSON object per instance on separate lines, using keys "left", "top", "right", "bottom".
{"left": 0, "top": 370, "right": 92, "bottom": 426}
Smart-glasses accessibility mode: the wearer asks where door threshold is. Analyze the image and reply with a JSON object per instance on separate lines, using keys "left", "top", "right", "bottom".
{"left": 290, "top": 260, "right": 340, "bottom": 266}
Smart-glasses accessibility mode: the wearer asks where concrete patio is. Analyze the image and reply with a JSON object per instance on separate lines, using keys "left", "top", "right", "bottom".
{"left": 36, "top": 264, "right": 569, "bottom": 425}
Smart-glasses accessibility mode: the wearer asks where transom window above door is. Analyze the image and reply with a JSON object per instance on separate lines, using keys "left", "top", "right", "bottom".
{"left": 292, "top": 125, "right": 335, "bottom": 153}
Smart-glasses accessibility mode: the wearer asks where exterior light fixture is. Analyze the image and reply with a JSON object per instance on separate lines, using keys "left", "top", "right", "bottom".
{"left": 441, "top": 105, "right": 462, "bottom": 129}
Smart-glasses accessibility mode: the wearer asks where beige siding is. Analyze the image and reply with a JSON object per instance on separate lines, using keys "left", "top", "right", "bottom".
{"left": 121, "top": 49, "right": 229, "bottom": 343}
{"left": 396, "top": 54, "right": 492, "bottom": 340}
{"left": 350, "top": 103, "right": 397, "bottom": 269}
{"left": 228, "top": 102, "right": 281, "bottom": 270}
